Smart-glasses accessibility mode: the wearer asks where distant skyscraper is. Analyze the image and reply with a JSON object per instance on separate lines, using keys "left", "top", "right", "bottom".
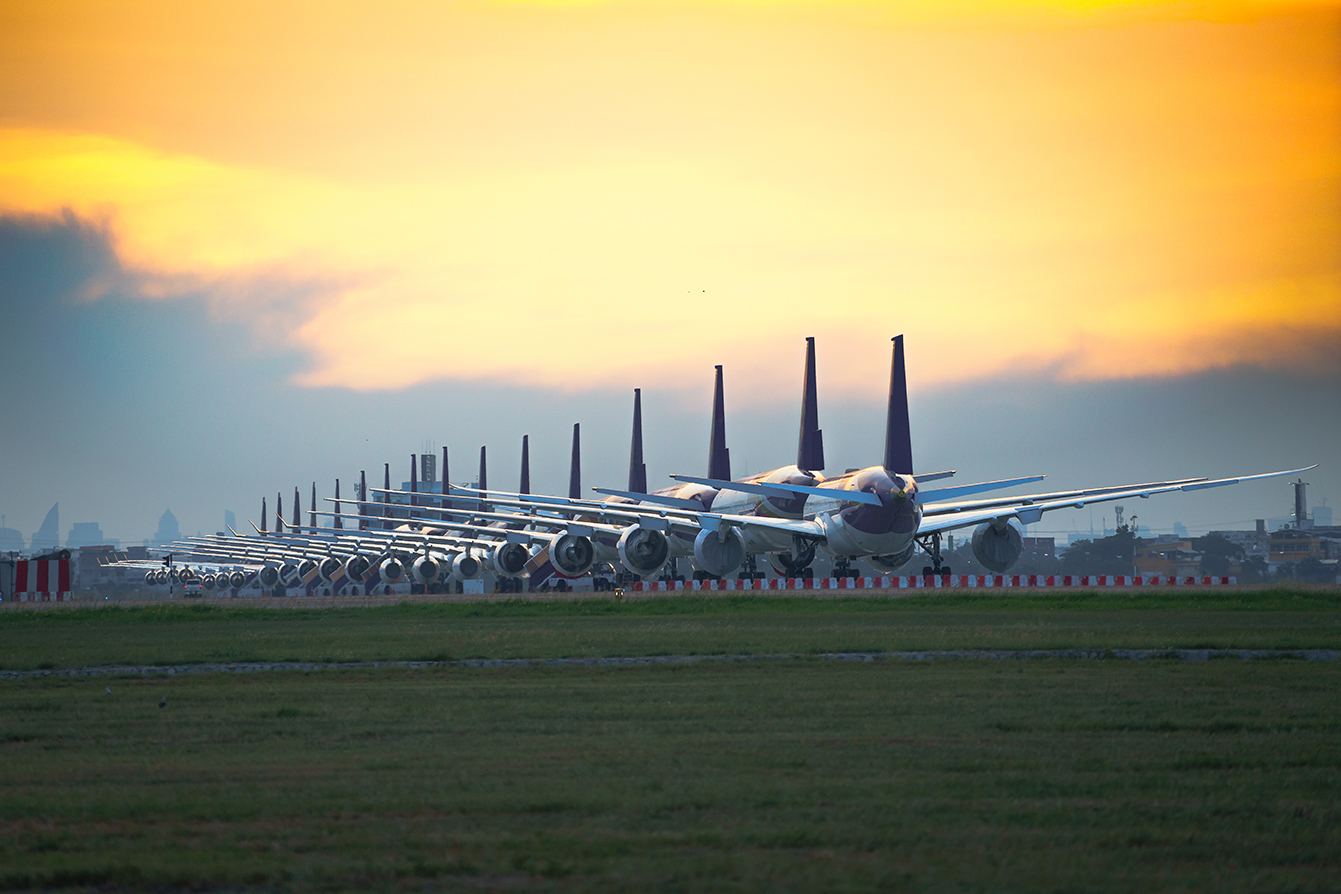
{"left": 67, "top": 522, "right": 115, "bottom": 549}
{"left": 0, "top": 518, "right": 23, "bottom": 553}
{"left": 30, "top": 503, "right": 59, "bottom": 552}
{"left": 152, "top": 508, "right": 180, "bottom": 547}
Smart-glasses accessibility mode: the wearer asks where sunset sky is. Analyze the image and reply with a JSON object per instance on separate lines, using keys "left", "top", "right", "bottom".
{"left": 1, "top": 0, "right": 1337, "bottom": 545}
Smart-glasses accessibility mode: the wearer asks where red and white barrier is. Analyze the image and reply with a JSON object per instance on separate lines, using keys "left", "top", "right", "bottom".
{"left": 630, "top": 574, "right": 1235, "bottom": 592}
{"left": 9, "top": 559, "right": 72, "bottom": 602}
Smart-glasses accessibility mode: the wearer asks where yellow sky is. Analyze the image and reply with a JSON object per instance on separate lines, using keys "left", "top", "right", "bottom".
{"left": 1, "top": 0, "right": 1338, "bottom": 399}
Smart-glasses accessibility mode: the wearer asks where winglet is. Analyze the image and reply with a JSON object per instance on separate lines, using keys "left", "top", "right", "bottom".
{"left": 629, "top": 389, "right": 647, "bottom": 494}
{"left": 520, "top": 435, "right": 531, "bottom": 496}
{"left": 884, "top": 335, "right": 914, "bottom": 475}
{"left": 708, "top": 365, "right": 731, "bottom": 480}
{"left": 569, "top": 423, "right": 582, "bottom": 500}
{"left": 797, "top": 336, "right": 825, "bottom": 472}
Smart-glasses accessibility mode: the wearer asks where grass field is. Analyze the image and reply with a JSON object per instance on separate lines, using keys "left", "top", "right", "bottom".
{"left": 2, "top": 590, "right": 1338, "bottom": 892}
{"left": 2, "top": 588, "right": 1340, "bottom": 670}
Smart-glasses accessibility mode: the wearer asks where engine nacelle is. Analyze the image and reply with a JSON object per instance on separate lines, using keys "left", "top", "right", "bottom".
{"left": 971, "top": 521, "right": 1024, "bottom": 573}
{"left": 411, "top": 555, "right": 440, "bottom": 585}
{"left": 550, "top": 533, "right": 596, "bottom": 578}
{"left": 693, "top": 527, "right": 745, "bottom": 578}
{"left": 280, "top": 563, "right": 298, "bottom": 585}
{"left": 318, "top": 556, "right": 342, "bottom": 582}
{"left": 228, "top": 570, "right": 247, "bottom": 588}
{"left": 178, "top": 568, "right": 196, "bottom": 583}
{"left": 865, "top": 542, "right": 916, "bottom": 574}
{"left": 256, "top": 565, "right": 281, "bottom": 589}
{"left": 490, "top": 542, "right": 531, "bottom": 578}
{"left": 450, "top": 552, "right": 482, "bottom": 582}
{"left": 343, "top": 554, "right": 371, "bottom": 582}
{"left": 201, "top": 573, "right": 217, "bottom": 590}
{"left": 144, "top": 571, "right": 157, "bottom": 585}
{"left": 618, "top": 527, "right": 670, "bottom": 578}
{"left": 297, "top": 559, "right": 318, "bottom": 579}
{"left": 155, "top": 569, "right": 170, "bottom": 585}
{"left": 379, "top": 556, "right": 405, "bottom": 583}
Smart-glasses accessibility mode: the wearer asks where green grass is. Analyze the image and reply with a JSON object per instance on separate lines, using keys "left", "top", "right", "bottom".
{"left": 2, "top": 660, "right": 1338, "bottom": 892}
{"left": 2, "top": 589, "right": 1339, "bottom": 670}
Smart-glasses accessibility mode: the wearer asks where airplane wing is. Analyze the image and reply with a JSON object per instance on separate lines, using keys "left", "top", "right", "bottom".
{"left": 916, "top": 466, "right": 1316, "bottom": 535}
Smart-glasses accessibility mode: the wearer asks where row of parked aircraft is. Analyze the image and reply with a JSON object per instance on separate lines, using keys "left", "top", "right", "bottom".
{"left": 121, "top": 336, "right": 1312, "bottom": 594}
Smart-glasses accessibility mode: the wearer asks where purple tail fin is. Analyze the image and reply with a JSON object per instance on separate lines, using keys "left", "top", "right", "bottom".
{"left": 261, "top": 497, "right": 267, "bottom": 535}
{"left": 797, "top": 336, "right": 825, "bottom": 472}
{"left": 334, "top": 479, "right": 342, "bottom": 530}
{"left": 569, "top": 423, "right": 581, "bottom": 500}
{"left": 276, "top": 492, "right": 284, "bottom": 534}
{"left": 478, "top": 446, "right": 489, "bottom": 514}
{"left": 520, "top": 435, "right": 531, "bottom": 495}
{"left": 441, "top": 447, "right": 452, "bottom": 515}
{"left": 883, "top": 335, "right": 914, "bottom": 475}
{"left": 359, "top": 471, "right": 368, "bottom": 530}
{"left": 294, "top": 486, "right": 302, "bottom": 535}
{"left": 629, "top": 389, "right": 647, "bottom": 493}
{"left": 310, "top": 482, "right": 317, "bottom": 530}
{"left": 708, "top": 365, "right": 731, "bottom": 480}
{"left": 410, "top": 454, "right": 418, "bottom": 508}
{"left": 383, "top": 463, "right": 391, "bottom": 529}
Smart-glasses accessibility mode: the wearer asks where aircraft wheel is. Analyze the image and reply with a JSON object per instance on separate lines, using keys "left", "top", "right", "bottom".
{"left": 922, "top": 566, "right": 934, "bottom": 576}
{"left": 941, "top": 566, "right": 953, "bottom": 577}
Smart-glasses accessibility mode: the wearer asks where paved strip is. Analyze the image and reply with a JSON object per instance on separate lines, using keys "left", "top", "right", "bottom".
{"left": 2, "top": 649, "right": 1338, "bottom": 680}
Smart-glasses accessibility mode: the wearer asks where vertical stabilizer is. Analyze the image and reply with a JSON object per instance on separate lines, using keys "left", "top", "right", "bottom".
{"left": 334, "top": 479, "right": 342, "bottom": 530}
{"left": 797, "top": 336, "right": 825, "bottom": 472}
{"left": 629, "top": 390, "right": 647, "bottom": 493}
{"left": 410, "top": 454, "right": 418, "bottom": 508}
{"left": 520, "top": 435, "right": 531, "bottom": 495}
{"left": 883, "top": 335, "right": 914, "bottom": 475}
{"left": 276, "top": 493, "right": 284, "bottom": 534}
{"left": 708, "top": 365, "right": 731, "bottom": 480}
{"left": 310, "top": 482, "right": 317, "bottom": 531}
{"left": 478, "top": 446, "right": 489, "bottom": 513}
{"left": 569, "top": 423, "right": 581, "bottom": 500}
{"left": 359, "top": 471, "right": 368, "bottom": 530}
{"left": 441, "top": 447, "right": 451, "bottom": 514}
{"left": 383, "top": 464, "right": 391, "bottom": 529}
{"left": 261, "top": 497, "right": 268, "bottom": 535}
{"left": 294, "top": 487, "right": 302, "bottom": 535}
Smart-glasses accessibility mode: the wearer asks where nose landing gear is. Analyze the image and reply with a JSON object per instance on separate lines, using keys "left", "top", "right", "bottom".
{"left": 916, "top": 531, "right": 953, "bottom": 577}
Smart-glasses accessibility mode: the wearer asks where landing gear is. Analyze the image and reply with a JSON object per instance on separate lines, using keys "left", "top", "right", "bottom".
{"left": 916, "top": 532, "right": 953, "bottom": 577}
{"left": 777, "top": 536, "right": 818, "bottom": 577}
{"left": 833, "top": 556, "right": 854, "bottom": 579}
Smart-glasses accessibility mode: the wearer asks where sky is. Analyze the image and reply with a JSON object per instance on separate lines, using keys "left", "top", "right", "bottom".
{"left": 1, "top": 0, "right": 1338, "bottom": 546}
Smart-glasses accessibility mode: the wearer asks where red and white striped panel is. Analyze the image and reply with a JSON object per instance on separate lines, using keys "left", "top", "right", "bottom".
{"left": 630, "top": 574, "right": 1235, "bottom": 592}
{"left": 10, "top": 559, "right": 72, "bottom": 602}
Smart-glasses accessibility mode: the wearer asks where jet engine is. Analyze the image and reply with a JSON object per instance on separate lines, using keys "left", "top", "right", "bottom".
{"left": 155, "top": 569, "right": 170, "bottom": 585}
{"left": 550, "top": 533, "right": 596, "bottom": 577}
{"left": 228, "top": 570, "right": 247, "bottom": 588}
{"left": 280, "top": 563, "right": 298, "bottom": 585}
{"left": 866, "top": 542, "right": 916, "bottom": 574}
{"left": 256, "top": 565, "right": 281, "bottom": 589}
{"left": 618, "top": 527, "right": 670, "bottom": 578}
{"left": 693, "top": 527, "right": 745, "bottom": 578}
{"left": 971, "top": 520, "right": 1024, "bottom": 573}
{"left": 379, "top": 556, "right": 405, "bottom": 583}
{"left": 318, "top": 556, "right": 342, "bottom": 581}
{"left": 490, "top": 542, "right": 531, "bottom": 578}
{"left": 343, "top": 554, "right": 371, "bottom": 582}
{"left": 178, "top": 568, "right": 196, "bottom": 583}
{"left": 297, "top": 559, "right": 318, "bottom": 579}
{"left": 411, "top": 555, "right": 440, "bottom": 585}
{"left": 144, "top": 571, "right": 156, "bottom": 585}
{"left": 201, "top": 573, "right": 217, "bottom": 590}
{"left": 449, "top": 552, "right": 481, "bottom": 582}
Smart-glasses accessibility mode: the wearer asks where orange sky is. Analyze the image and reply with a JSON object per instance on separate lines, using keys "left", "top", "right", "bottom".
{"left": 1, "top": 0, "right": 1338, "bottom": 401}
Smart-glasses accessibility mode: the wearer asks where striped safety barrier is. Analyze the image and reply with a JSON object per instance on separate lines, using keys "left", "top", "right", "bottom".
{"left": 631, "top": 575, "right": 1236, "bottom": 592}
{"left": 8, "top": 559, "right": 72, "bottom": 602}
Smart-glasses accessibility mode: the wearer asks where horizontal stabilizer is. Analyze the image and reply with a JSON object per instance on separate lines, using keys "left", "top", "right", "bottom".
{"left": 918, "top": 476, "right": 1045, "bottom": 503}
{"left": 591, "top": 487, "right": 706, "bottom": 510}
{"left": 668, "top": 473, "right": 883, "bottom": 507}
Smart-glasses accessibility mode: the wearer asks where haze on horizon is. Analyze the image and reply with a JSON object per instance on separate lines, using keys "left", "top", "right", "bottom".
{"left": 0, "top": 0, "right": 1337, "bottom": 546}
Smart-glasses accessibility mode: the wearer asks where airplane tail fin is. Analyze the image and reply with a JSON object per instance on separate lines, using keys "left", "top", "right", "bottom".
{"left": 708, "top": 365, "right": 731, "bottom": 480}
{"left": 294, "top": 487, "right": 302, "bottom": 535}
{"left": 569, "top": 423, "right": 581, "bottom": 500}
{"left": 441, "top": 447, "right": 452, "bottom": 514}
{"left": 629, "top": 389, "right": 647, "bottom": 494}
{"left": 310, "top": 482, "right": 317, "bottom": 530}
{"left": 883, "top": 335, "right": 914, "bottom": 475}
{"left": 410, "top": 455, "right": 418, "bottom": 507}
{"left": 520, "top": 435, "right": 531, "bottom": 495}
{"left": 383, "top": 463, "right": 392, "bottom": 529}
{"left": 478, "top": 446, "right": 489, "bottom": 514}
{"left": 261, "top": 497, "right": 268, "bottom": 535}
{"left": 797, "top": 336, "right": 825, "bottom": 472}
{"left": 359, "top": 470, "right": 368, "bottom": 530}
{"left": 276, "top": 492, "right": 285, "bottom": 534}
{"left": 334, "top": 479, "right": 342, "bottom": 530}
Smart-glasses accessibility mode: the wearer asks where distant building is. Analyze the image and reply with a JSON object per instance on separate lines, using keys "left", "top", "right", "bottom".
{"left": 1269, "top": 529, "right": 1340, "bottom": 567}
{"left": 1315, "top": 506, "right": 1333, "bottom": 528}
{"left": 1134, "top": 539, "right": 1199, "bottom": 576}
{"left": 151, "top": 508, "right": 180, "bottom": 547}
{"left": 0, "top": 525, "right": 23, "bottom": 553}
{"left": 1210, "top": 529, "right": 1269, "bottom": 561}
{"left": 1173, "top": 522, "right": 1189, "bottom": 538}
{"left": 67, "top": 522, "right": 117, "bottom": 550}
{"left": 30, "top": 502, "right": 59, "bottom": 552}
